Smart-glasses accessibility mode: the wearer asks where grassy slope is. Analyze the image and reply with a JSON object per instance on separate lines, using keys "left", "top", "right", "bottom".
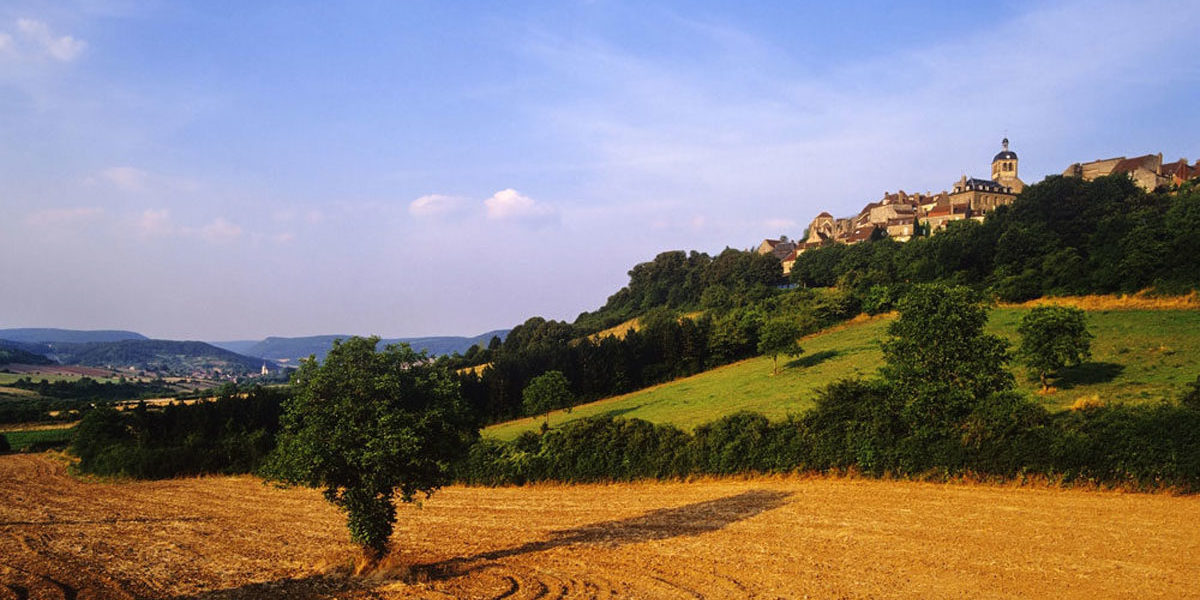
{"left": 485, "top": 308, "right": 1200, "bottom": 440}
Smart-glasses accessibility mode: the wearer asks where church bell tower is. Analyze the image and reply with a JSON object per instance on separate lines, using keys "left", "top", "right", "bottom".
{"left": 991, "top": 138, "right": 1024, "bottom": 193}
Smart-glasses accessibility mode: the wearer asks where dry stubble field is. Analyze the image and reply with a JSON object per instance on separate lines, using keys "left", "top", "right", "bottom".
{"left": 1, "top": 454, "right": 1198, "bottom": 599}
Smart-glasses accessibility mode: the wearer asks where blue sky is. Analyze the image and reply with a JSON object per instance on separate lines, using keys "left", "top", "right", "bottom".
{"left": 2, "top": 0, "right": 1198, "bottom": 340}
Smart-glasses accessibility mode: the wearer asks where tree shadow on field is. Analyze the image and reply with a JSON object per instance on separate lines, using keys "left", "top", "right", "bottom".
{"left": 786, "top": 349, "right": 839, "bottom": 369}
{"left": 164, "top": 574, "right": 362, "bottom": 600}
{"left": 596, "top": 404, "right": 643, "bottom": 420}
{"left": 163, "top": 489, "right": 793, "bottom": 599}
{"left": 418, "top": 488, "right": 793, "bottom": 580}
{"left": 1054, "top": 361, "right": 1124, "bottom": 389}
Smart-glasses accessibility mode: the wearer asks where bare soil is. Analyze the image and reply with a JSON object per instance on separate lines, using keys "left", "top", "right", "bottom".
{"left": 1, "top": 454, "right": 1197, "bottom": 599}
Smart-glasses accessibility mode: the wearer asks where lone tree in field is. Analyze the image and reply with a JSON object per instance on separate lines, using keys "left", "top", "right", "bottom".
{"left": 757, "top": 318, "right": 804, "bottom": 375}
{"left": 522, "top": 370, "right": 573, "bottom": 426}
{"left": 881, "top": 284, "right": 1013, "bottom": 437}
{"left": 1017, "top": 305, "right": 1093, "bottom": 391}
{"left": 882, "top": 284, "right": 1013, "bottom": 398}
{"left": 263, "top": 336, "right": 477, "bottom": 560}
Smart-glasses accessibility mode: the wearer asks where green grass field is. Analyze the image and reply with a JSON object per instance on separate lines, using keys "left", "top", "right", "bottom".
{"left": 1, "top": 426, "right": 75, "bottom": 451}
{"left": 484, "top": 308, "right": 1200, "bottom": 440}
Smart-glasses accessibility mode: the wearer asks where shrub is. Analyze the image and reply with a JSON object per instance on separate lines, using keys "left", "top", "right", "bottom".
{"left": 690, "top": 412, "right": 796, "bottom": 474}
{"left": 1017, "top": 305, "right": 1093, "bottom": 390}
{"left": 801, "top": 378, "right": 904, "bottom": 475}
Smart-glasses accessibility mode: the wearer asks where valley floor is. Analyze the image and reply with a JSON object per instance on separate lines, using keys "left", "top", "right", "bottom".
{"left": 1, "top": 453, "right": 1197, "bottom": 599}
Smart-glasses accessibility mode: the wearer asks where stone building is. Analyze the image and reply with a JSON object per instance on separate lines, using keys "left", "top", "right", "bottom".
{"left": 1062, "top": 153, "right": 1200, "bottom": 191}
{"left": 756, "top": 237, "right": 797, "bottom": 260}
{"left": 799, "top": 139, "right": 1022, "bottom": 245}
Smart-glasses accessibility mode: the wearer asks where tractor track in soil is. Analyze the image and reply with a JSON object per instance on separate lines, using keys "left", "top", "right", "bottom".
{"left": 1, "top": 453, "right": 1199, "bottom": 598}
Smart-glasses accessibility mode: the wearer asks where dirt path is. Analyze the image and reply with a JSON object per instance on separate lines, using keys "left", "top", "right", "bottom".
{"left": 1, "top": 454, "right": 1198, "bottom": 599}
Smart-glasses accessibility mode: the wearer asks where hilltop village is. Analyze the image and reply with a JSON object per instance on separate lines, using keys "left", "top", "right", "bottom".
{"left": 759, "top": 140, "right": 1200, "bottom": 274}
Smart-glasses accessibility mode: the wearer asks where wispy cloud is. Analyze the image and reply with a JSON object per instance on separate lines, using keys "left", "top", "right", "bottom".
{"left": 137, "top": 208, "right": 172, "bottom": 237}
{"left": 14, "top": 18, "right": 86, "bottom": 62}
{"left": 526, "top": 0, "right": 1200, "bottom": 233}
{"left": 25, "top": 206, "right": 103, "bottom": 226}
{"left": 134, "top": 209, "right": 253, "bottom": 244}
{"left": 409, "top": 193, "right": 465, "bottom": 218}
{"left": 484, "top": 188, "right": 558, "bottom": 224}
{"left": 98, "top": 166, "right": 149, "bottom": 191}
{"left": 197, "top": 218, "right": 243, "bottom": 242}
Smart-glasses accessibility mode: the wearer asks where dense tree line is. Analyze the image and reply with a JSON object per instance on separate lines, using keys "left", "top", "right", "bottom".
{"left": 71, "top": 386, "right": 286, "bottom": 478}
{"left": 457, "top": 391, "right": 1200, "bottom": 491}
{"left": 453, "top": 287, "right": 861, "bottom": 424}
{"left": 8, "top": 376, "right": 177, "bottom": 402}
{"left": 573, "top": 247, "right": 787, "bottom": 333}
{"left": 458, "top": 285, "right": 1200, "bottom": 491}
{"left": 0, "top": 347, "right": 53, "bottom": 366}
{"left": 0, "top": 398, "right": 87, "bottom": 425}
{"left": 789, "top": 176, "right": 1200, "bottom": 300}
{"left": 1, "top": 377, "right": 180, "bottom": 425}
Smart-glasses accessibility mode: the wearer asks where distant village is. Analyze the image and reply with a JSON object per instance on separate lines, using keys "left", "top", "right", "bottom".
{"left": 758, "top": 140, "right": 1200, "bottom": 275}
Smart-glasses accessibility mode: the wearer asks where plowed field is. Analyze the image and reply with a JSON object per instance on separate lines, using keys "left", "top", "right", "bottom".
{"left": 1, "top": 454, "right": 1197, "bottom": 599}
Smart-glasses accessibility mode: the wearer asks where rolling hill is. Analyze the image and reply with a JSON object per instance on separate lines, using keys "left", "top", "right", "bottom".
{"left": 0, "top": 340, "right": 54, "bottom": 366}
{"left": 213, "top": 330, "right": 509, "bottom": 363}
{"left": 485, "top": 306, "right": 1200, "bottom": 440}
{"left": 0, "top": 328, "right": 147, "bottom": 344}
{"left": 50, "top": 340, "right": 275, "bottom": 375}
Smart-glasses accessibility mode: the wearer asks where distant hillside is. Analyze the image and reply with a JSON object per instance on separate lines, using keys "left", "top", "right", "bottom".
{"left": 215, "top": 330, "right": 509, "bottom": 362}
{"left": 0, "top": 340, "right": 53, "bottom": 366}
{"left": 400, "top": 330, "right": 509, "bottom": 357}
{"left": 50, "top": 340, "right": 274, "bottom": 375}
{"left": 0, "top": 328, "right": 147, "bottom": 344}
{"left": 209, "top": 340, "right": 259, "bottom": 355}
{"left": 0, "top": 339, "right": 54, "bottom": 358}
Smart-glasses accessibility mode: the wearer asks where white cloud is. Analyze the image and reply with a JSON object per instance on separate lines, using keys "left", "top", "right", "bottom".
{"left": 25, "top": 206, "right": 103, "bottom": 226}
{"left": 137, "top": 209, "right": 172, "bottom": 237}
{"left": 199, "top": 218, "right": 243, "bottom": 242}
{"left": 134, "top": 211, "right": 247, "bottom": 243}
{"left": 409, "top": 194, "right": 464, "bottom": 218}
{"left": 16, "top": 18, "right": 86, "bottom": 62}
{"left": 272, "top": 232, "right": 296, "bottom": 243}
{"left": 0, "top": 32, "right": 12, "bottom": 53}
{"left": 99, "top": 166, "right": 149, "bottom": 191}
{"left": 484, "top": 188, "right": 557, "bottom": 223}
{"left": 527, "top": 0, "right": 1200, "bottom": 241}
